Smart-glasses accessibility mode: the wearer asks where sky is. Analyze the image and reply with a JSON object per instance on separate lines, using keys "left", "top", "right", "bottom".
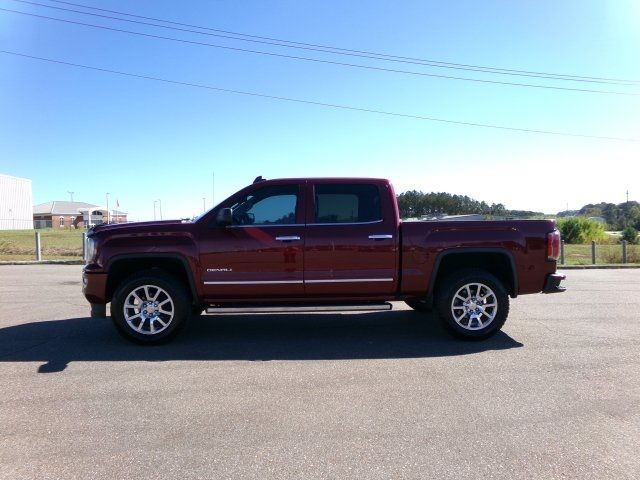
{"left": 1, "top": 0, "right": 639, "bottom": 221}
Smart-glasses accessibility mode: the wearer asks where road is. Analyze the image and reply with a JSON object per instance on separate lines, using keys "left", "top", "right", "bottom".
{"left": 0, "top": 265, "right": 638, "bottom": 479}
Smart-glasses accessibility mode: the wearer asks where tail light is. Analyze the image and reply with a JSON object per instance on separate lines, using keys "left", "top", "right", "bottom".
{"left": 547, "top": 230, "right": 561, "bottom": 261}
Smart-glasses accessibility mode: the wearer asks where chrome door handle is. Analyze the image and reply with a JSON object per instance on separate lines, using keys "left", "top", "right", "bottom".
{"left": 275, "top": 236, "right": 301, "bottom": 241}
{"left": 368, "top": 234, "right": 393, "bottom": 240}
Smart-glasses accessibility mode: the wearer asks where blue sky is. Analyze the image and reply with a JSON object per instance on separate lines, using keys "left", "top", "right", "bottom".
{"left": 1, "top": 0, "right": 639, "bottom": 220}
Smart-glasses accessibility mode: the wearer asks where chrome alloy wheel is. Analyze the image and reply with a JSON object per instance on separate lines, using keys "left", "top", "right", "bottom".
{"left": 450, "top": 282, "right": 498, "bottom": 331}
{"left": 123, "top": 285, "right": 174, "bottom": 335}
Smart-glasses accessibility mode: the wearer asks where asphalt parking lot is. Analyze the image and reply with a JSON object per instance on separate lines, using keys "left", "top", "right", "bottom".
{"left": 0, "top": 265, "right": 638, "bottom": 479}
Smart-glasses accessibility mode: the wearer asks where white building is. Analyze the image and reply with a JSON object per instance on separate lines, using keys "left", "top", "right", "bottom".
{"left": 0, "top": 174, "right": 33, "bottom": 230}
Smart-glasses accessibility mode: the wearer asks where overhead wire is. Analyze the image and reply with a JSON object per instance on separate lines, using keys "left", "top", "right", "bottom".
{"left": 1, "top": 50, "right": 637, "bottom": 142}
{"left": 1, "top": 7, "right": 638, "bottom": 97}
{"left": 28, "top": 0, "right": 640, "bottom": 86}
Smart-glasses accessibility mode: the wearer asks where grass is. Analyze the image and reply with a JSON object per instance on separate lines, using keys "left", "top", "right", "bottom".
{"left": 0, "top": 228, "right": 85, "bottom": 261}
{"left": 562, "top": 243, "right": 640, "bottom": 265}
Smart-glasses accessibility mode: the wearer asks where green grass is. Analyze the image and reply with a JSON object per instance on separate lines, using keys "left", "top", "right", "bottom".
{"left": 0, "top": 228, "right": 85, "bottom": 261}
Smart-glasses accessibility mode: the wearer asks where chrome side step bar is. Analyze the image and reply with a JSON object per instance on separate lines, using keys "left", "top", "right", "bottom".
{"left": 205, "top": 302, "right": 393, "bottom": 314}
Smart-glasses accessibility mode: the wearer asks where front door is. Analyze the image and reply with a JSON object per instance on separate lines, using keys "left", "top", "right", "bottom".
{"left": 199, "top": 183, "right": 305, "bottom": 300}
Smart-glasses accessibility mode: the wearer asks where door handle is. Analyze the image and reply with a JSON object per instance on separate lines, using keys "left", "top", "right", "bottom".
{"left": 368, "top": 234, "right": 393, "bottom": 240}
{"left": 275, "top": 236, "right": 301, "bottom": 241}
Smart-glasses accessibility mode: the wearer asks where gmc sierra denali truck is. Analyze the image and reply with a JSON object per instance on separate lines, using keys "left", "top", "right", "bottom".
{"left": 83, "top": 177, "right": 565, "bottom": 344}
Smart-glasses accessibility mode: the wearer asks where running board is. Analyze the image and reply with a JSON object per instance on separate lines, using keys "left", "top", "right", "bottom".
{"left": 205, "top": 302, "right": 393, "bottom": 314}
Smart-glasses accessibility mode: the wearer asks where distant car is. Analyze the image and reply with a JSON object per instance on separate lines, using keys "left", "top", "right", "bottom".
{"left": 83, "top": 176, "right": 564, "bottom": 344}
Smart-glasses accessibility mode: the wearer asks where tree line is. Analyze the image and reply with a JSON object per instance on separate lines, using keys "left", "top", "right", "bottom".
{"left": 396, "top": 190, "right": 542, "bottom": 219}
{"left": 558, "top": 201, "right": 640, "bottom": 230}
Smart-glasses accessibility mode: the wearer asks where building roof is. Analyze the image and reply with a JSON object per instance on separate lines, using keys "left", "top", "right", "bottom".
{"left": 33, "top": 201, "right": 128, "bottom": 215}
{"left": 0, "top": 173, "right": 32, "bottom": 183}
{"left": 33, "top": 201, "right": 97, "bottom": 215}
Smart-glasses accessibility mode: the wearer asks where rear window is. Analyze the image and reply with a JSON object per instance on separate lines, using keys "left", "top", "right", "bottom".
{"left": 314, "top": 184, "right": 382, "bottom": 224}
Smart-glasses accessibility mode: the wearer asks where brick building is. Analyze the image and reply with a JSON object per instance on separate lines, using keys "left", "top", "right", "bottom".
{"left": 33, "top": 201, "right": 127, "bottom": 228}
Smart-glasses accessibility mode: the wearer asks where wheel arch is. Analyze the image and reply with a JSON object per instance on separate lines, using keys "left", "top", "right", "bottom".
{"left": 427, "top": 248, "right": 518, "bottom": 302}
{"left": 105, "top": 253, "right": 198, "bottom": 305}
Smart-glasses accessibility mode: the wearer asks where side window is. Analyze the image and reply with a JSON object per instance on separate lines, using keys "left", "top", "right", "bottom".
{"left": 231, "top": 185, "right": 299, "bottom": 226}
{"left": 315, "top": 184, "right": 382, "bottom": 224}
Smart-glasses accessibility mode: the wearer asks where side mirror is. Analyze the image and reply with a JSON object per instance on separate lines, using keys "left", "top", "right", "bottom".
{"left": 216, "top": 208, "right": 233, "bottom": 227}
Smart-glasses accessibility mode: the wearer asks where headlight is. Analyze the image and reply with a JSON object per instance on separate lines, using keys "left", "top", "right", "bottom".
{"left": 85, "top": 237, "right": 97, "bottom": 263}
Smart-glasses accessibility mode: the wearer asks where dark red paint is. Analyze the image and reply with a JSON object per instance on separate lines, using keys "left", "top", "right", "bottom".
{"left": 83, "top": 178, "right": 562, "bottom": 306}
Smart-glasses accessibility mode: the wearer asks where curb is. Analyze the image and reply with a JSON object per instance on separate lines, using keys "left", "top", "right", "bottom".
{"left": 0, "top": 260, "right": 84, "bottom": 265}
{"left": 558, "top": 264, "right": 640, "bottom": 270}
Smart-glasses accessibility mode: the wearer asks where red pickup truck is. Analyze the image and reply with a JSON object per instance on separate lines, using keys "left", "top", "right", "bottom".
{"left": 83, "top": 177, "right": 565, "bottom": 344}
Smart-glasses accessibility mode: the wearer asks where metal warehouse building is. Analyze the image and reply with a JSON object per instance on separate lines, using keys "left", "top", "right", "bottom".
{"left": 0, "top": 174, "right": 34, "bottom": 230}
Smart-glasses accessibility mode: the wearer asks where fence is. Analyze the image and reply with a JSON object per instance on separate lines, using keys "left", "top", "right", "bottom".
{"left": 560, "top": 240, "right": 639, "bottom": 265}
{"left": 0, "top": 229, "right": 86, "bottom": 261}
{"left": 2, "top": 230, "right": 639, "bottom": 264}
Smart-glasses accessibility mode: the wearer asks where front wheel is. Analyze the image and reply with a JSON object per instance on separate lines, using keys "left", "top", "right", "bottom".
{"left": 436, "top": 269, "right": 509, "bottom": 340}
{"left": 111, "top": 271, "right": 190, "bottom": 344}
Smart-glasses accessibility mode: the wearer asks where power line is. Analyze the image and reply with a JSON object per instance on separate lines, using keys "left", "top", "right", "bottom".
{"left": 1, "top": 50, "right": 637, "bottom": 142}
{"left": 2, "top": 7, "right": 637, "bottom": 97}
{"left": 33, "top": 0, "right": 640, "bottom": 86}
{"left": 9, "top": 0, "right": 640, "bottom": 87}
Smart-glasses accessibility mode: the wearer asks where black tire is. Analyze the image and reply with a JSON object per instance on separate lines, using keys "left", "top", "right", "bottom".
{"left": 404, "top": 298, "right": 433, "bottom": 313}
{"left": 90, "top": 303, "right": 107, "bottom": 318}
{"left": 111, "top": 270, "right": 190, "bottom": 344}
{"left": 436, "top": 268, "right": 509, "bottom": 340}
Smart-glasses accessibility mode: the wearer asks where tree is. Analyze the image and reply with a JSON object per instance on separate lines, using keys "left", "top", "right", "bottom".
{"left": 557, "top": 217, "right": 607, "bottom": 244}
{"left": 621, "top": 226, "right": 638, "bottom": 244}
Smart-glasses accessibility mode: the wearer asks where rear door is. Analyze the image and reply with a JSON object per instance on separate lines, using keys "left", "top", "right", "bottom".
{"left": 304, "top": 181, "right": 399, "bottom": 296}
{"left": 199, "top": 182, "right": 305, "bottom": 300}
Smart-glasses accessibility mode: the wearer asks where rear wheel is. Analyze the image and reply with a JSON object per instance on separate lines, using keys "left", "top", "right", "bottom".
{"left": 436, "top": 269, "right": 509, "bottom": 340}
{"left": 111, "top": 271, "right": 190, "bottom": 344}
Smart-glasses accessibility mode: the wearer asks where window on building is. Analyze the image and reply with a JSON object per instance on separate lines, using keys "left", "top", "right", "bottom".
{"left": 59, "top": 216, "right": 65, "bottom": 227}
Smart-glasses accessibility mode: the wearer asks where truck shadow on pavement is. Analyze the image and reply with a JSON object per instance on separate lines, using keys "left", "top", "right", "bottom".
{"left": 0, "top": 311, "right": 523, "bottom": 373}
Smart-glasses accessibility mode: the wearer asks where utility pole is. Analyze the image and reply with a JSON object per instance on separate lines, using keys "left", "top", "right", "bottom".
{"left": 624, "top": 190, "right": 630, "bottom": 228}
{"left": 67, "top": 191, "right": 74, "bottom": 202}
{"left": 153, "top": 200, "right": 157, "bottom": 221}
{"left": 212, "top": 171, "right": 215, "bottom": 206}
{"left": 157, "top": 199, "right": 163, "bottom": 220}
{"left": 106, "top": 193, "right": 110, "bottom": 224}
{"left": 202, "top": 197, "right": 206, "bottom": 212}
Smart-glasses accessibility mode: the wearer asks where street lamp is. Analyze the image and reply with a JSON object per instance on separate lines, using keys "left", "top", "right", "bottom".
{"left": 157, "top": 199, "right": 163, "bottom": 220}
{"left": 106, "top": 193, "right": 110, "bottom": 224}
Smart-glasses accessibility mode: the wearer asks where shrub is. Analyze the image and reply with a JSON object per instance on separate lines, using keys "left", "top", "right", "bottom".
{"left": 557, "top": 217, "right": 607, "bottom": 244}
{"left": 621, "top": 226, "right": 638, "bottom": 244}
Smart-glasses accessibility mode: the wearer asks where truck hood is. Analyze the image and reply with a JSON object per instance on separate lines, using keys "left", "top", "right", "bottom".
{"left": 89, "top": 219, "right": 191, "bottom": 236}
